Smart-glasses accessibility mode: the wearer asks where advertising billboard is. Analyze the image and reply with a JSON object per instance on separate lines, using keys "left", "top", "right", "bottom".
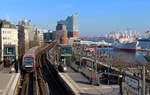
{"left": 125, "top": 76, "right": 141, "bottom": 89}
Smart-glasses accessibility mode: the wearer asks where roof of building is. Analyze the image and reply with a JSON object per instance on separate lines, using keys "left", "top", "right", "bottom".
{"left": 0, "top": 20, "right": 17, "bottom": 29}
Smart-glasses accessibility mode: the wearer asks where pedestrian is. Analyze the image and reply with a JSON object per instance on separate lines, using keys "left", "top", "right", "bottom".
{"left": 9, "top": 60, "right": 12, "bottom": 73}
{"left": 77, "top": 62, "right": 81, "bottom": 72}
{"left": 15, "top": 60, "right": 18, "bottom": 73}
{"left": 5, "top": 60, "right": 8, "bottom": 67}
{"left": 9, "top": 61, "right": 12, "bottom": 68}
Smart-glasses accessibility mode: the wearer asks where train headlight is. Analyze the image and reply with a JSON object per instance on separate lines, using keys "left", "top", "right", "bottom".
{"left": 64, "top": 67, "right": 67, "bottom": 71}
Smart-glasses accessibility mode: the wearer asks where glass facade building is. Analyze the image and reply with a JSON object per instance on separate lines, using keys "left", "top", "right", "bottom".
{"left": 57, "top": 14, "right": 78, "bottom": 38}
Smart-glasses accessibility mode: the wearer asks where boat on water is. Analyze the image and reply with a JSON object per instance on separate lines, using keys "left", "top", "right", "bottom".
{"left": 138, "top": 30, "right": 150, "bottom": 41}
{"left": 138, "top": 38, "right": 150, "bottom": 42}
{"left": 113, "top": 36, "right": 139, "bottom": 52}
{"left": 144, "top": 52, "right": 150, "bottom": 62}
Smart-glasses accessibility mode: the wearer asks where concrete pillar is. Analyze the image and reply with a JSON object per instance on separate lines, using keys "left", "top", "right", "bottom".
{"left": 146, "top": 86, "right": 149, "bottom": 95}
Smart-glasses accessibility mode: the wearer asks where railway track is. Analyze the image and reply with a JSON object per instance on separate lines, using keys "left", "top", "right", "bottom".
{"left": 18, "top": 72, "right": 45, "bottom": 95}
{"left": 17, "top": 57, "right": 47, "bottom": 95}
{"left": 17, "top": 42, "right": 74, "bottom": 95}
{"left": 17, "top": 42, "right": 55, "bottom": 95}
{"left": 40, "top": 54, "right": 75, "bottom": 95}
{"left": 19, "top": 73, "right": 34, "bottom": 95}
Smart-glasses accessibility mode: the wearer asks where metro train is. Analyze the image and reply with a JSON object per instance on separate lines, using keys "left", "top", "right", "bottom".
{"left": 22, "top": 46, "right": 40, "bottom": 72}
{"left": 101, "top": 72, "right": 120, "bottom": 84}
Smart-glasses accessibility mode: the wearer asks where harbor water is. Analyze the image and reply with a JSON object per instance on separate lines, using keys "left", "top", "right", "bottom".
{"left": 83, "top": 39, "right": 150, "bottom": 64}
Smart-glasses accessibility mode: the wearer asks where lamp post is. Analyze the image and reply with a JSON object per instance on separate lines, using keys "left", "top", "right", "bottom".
{"left": 142, "top": 65, "right": 145, "bottom": 95}
{"left": 79, "top": 51, "right": 81, "bottom": 72}
{"left": 91, "top": 58, "right": 93, "bottom": 85}
{"left": 89, "top": 52, "right": 93, "bottom": 84}
{"left": 108, "top": 65, "right": 110, "bottom": 85}
{"left": 95, "top": 52, "right": 100, "bottom": 86}
{"left": 107, "top": 55, "right": 111, "bottom": 85}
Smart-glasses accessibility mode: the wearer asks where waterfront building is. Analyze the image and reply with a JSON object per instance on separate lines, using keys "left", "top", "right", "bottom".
{"left": 57, "top": 14, "right": 78, "bottom": 39}
{"left": 0, "top": 20, "right": 18, "bottom": 63}
{"left": 56, "top": 23, "right": 66, "bottom": 31}
{"left": 56, "top": 24, "right": 68, "bottom": 44}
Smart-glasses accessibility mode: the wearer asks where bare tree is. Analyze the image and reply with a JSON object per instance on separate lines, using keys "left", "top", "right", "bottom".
{"left": 18, "top": 42, "right": 25, "bottom": 57}
{"left": 29, "top": 40, "right": 39, "bottom": 48}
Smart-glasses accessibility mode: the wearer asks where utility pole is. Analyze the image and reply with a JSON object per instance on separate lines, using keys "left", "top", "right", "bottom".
{"left": 64, "top": 58, "right": 66, "bottom": 65}
{"left": 142, "top": 65, "right": 145, "bottom": 95}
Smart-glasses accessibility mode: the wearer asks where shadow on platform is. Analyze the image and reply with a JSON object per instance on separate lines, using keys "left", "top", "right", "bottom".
{"left": 79, "top": 93, "right": 99, "bottom": 95}
{"left": 76, "top": 80, "right": 89, "bottom": 85}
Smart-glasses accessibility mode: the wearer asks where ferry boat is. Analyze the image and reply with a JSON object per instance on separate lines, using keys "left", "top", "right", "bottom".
{"left": 113, "top": 36, "right": 139, "bottom": 52}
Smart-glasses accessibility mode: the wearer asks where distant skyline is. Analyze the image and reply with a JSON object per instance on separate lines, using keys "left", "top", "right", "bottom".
{"left": 0, "top": 0, "right": 150, "bottom": 36}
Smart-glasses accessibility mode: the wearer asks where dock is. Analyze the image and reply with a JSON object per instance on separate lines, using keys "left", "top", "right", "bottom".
{"left": 137, "top": 48, "right": 150, "bottom": 52}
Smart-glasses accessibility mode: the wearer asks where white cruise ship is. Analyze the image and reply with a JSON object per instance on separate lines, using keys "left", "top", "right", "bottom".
{"left": 113, "top": 36, "right": 139, "bottom": 52}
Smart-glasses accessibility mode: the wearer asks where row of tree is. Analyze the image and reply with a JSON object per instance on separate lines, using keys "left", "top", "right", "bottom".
{"left": 18, "top": 40, "right": 40, "bottom": 57}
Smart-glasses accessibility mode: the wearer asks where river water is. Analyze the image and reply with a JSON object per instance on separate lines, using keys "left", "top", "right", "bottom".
{"left": 83, "top": 39, "right": 150, "bottom": 64}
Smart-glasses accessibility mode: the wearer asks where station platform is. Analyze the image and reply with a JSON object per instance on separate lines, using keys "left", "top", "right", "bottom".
{"left": 0, "top": 68, "right": 20, "bottom": 95}
{"left": 59, "top": 67, "right": 120, "bottom": 95}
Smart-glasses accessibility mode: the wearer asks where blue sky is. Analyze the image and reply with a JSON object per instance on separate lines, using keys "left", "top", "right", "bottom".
{"left": 0, "top": 0, "right": 150, "bottom": 36}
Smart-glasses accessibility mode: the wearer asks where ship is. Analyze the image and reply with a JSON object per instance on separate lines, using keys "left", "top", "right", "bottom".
{"left": 144, "top": 52, "right": 150, "bottom": 62}
{"left": 138, "top": 30, "right": 150, "bottom": 41}
{"left": 138, "top": 38, "right": 150, "bottom": 42}
{"left": 113, "top": 36, "right": 139, "bottom": 52}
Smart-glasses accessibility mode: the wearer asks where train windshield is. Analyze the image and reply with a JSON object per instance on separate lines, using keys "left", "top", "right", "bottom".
{"left": 24, "top": 57, "right": 34, "bottom": 65}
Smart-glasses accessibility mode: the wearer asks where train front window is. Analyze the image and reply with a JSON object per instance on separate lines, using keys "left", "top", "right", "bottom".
{"left": 24, "top": 57, "right": 34, "bottom": 65}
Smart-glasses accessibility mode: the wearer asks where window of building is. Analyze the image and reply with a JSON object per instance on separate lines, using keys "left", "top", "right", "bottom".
{"left": 4, "top": 24, "right": 10, "bottom": 28}
{"left": 3, "top": 37, "right": 6, "bottom": 40}
{"left": 4, "top": 47, "right": 15, "bottom": 55}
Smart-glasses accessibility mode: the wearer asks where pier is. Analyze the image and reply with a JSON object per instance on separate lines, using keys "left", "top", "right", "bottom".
{"left": 137, "top": 48, "right": 150, "bottom": 52}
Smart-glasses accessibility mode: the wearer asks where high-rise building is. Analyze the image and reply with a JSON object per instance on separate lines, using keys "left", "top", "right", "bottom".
{"left": 66, "top": 14, "right": 78, "bottom": 33}
{"left": 18, "top": 19, "right": 36, "bottom": 54}
{"left": 36, "top": 29, "right": 48, "bottom": 46}
{"left": 56, "top": 24, "right": 65, "bottom": 40}
{"left": 55, "top": 24, "right": 68, "bottom": 44}
{"left": 56, "top": 24, "right": 66, "bottom": 31}
{"left": 57, "top": 14, "right": 78, "bottom": 39}
{"left": 0, "top": 20, "right": 18, "bottom": 63}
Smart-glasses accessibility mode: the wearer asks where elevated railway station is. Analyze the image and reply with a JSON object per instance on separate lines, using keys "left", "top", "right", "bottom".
{"left": 0, "top": 41, "right": 150, "bottom": 95}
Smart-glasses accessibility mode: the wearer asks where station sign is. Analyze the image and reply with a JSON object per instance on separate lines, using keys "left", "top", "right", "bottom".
{"left": 125, "top": 76, "right": 141, "bottom": 89}
{"left": 4, "top": 46, "right": 15, "bottom": 55}
{"left": 60, "top": 46, "right": 72, "bottom": 56}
